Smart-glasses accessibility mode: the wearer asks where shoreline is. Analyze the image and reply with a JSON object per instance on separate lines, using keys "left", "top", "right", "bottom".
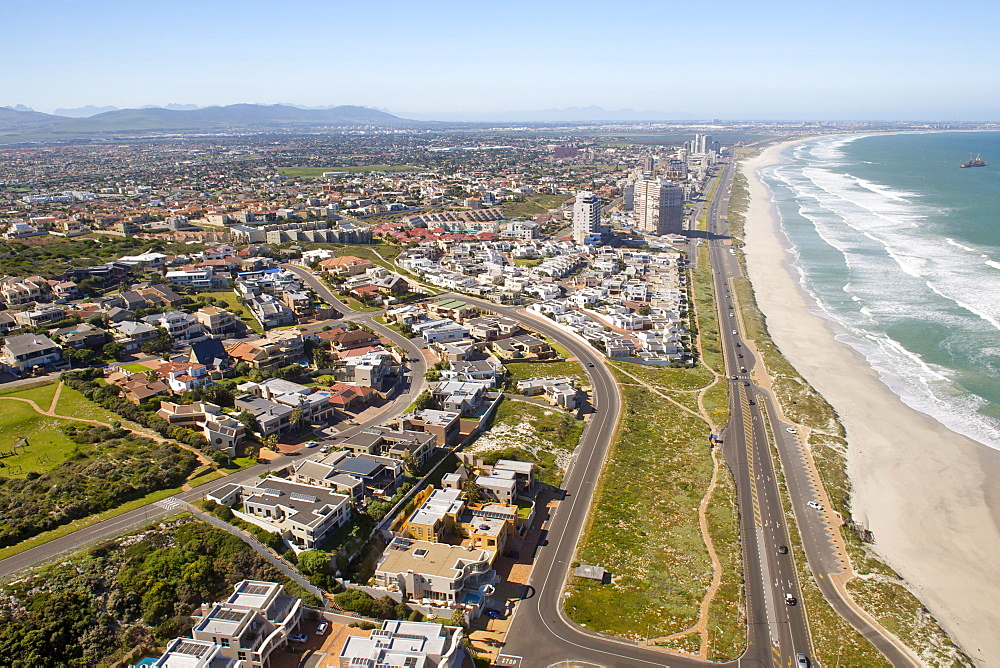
{"left": 741, "top": 139, "right": 1000, "bottom": 666}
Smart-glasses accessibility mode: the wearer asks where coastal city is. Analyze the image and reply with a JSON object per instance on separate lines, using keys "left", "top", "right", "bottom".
{"left": 0, "top": 115, "right": 985, "bottom": 668}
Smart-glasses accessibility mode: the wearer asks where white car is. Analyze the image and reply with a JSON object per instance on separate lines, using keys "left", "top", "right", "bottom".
{"left": 785, "top": 427, "right": 798, "bottom": 434}
{"left": 316, "top": 621, "right": 329, "bottom": 635}
{"left": 807, "top": 501, "right": 822, "bottom": 510}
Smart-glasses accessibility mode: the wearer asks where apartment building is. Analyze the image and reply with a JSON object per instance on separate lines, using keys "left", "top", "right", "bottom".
{"left": 337, "top": 620, "right": 465, "bottom": 668}
{"left": 188, "top": 580, "right": 302, "bottom": 668}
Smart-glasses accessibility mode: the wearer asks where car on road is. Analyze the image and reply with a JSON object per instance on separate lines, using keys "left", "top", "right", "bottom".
{"left": 316, "top": 622, "right": 329, "bottom": 635}
{"left": 786, "top": 427, "right": 798, "bottom": 434}
{"left": 586, "top": 362, "right": 595, "bottom": 367}
{"left": 784, "top": 593, "right": 797, "bottom": 606}
{"left": 796, "top": 653, "right": 810, "bottom": 667}
{"left": 729, "top": 313, "right": 735, "bottom": 317}
{"left": 743, "top": 381, "right": 750, "bottom": 386}
{"left": 732, "top": 330, "right": 738, "bottom": 335}
{"left": 289, "top": 633, "right": 308, "bottom": 643}
{"left": 778, "top": 545, "right": 789, "bottom": 554}
{"left": 303, "top": 440, "right": 319, "bottom": 448}
{"left": 807, "top": 500, "right": 823, "bottom": 510}
{"left": 737, "top": 353, "right": 743, "bottom": 358}
{"left": 747, "top": 399, "right": 755, "bottom": 405}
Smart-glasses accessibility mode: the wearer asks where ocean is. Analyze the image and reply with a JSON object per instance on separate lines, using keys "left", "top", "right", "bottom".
{"left": 760, "top": 131, "right": 1000, "bottom": 451}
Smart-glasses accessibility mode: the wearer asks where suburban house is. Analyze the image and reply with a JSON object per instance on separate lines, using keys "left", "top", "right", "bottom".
{"left": 106, "top": 369, "right": 170, "bottom": 404}
{"left": 237, "top": 378, "right": 335, "bottom": 425}
{"left": 337, "top": 620, "right": 465, "bottom": 668}
{"left": 338, "top": 426, "right": 437, "bottom": 465}
{"left": 516, "top": 376, "right": 580, "bottom": 410}
{"left": 373, "top": 536, "right": 496, "bottom": 616}
{"left": 209, "top": 477, "right": 351, "bottom": 552}
{"left": 1, "top": 333, "right": 66, "bottom": 373}
{"left": 318, "top": 255, "right": 373, "bottom": 276}
{"left": 196, "top": 306, "right": 241, "bottom": 336}
{"left": 156, "top": 401, "right": 245, "bottom": 457}
{"left": 187, "top": 580, "right": 303, "bottom": 668}
{"left": 144, "top": 310, "right": 205, "bottom": 343}
{"left": 397, "top": 409, "right": 462, "bottom": 447}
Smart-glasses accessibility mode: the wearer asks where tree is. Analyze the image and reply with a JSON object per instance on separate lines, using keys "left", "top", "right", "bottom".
{"left": 462, "top": 478, "right": 482, "bottom": 504}
{"left": 289, "top": 407, "right": 304, "bottom": 433}
{"left": 401, "top": 451, "right": 421, "bottom": 477}
{"left": 413, "top": 390, "right": 434, "bottom": 411}
{"left": 103, "top": 341, "right": 126, "bottom": 361}
{"left": 261, "top": 434, "right": 279, "bottom": 450}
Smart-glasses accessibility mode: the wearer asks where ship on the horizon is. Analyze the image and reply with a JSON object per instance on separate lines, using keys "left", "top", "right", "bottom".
{"left": 960, "top": 154, "right": 987, "bottom": 168}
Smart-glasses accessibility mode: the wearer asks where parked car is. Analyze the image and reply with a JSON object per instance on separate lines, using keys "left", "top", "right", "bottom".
{"left": 303, "top": 440, "right": 319, "bottom": 448}
{"left": 506, "top": 550, "right": 520, "bottom": 559}
{"left": 289, "top": 633, "right": 308, "bottom": 643}
{"left": 786, "top": 427, "right": 798, "bottom": 434}
{"left": 485, "top": 609, "right": 505, "bottom": 620}
{"left": 316, "top": 622, "right": 329, "bottom": 635}
{"left": 807, "top": 500, "right": 822, "bottom": 510}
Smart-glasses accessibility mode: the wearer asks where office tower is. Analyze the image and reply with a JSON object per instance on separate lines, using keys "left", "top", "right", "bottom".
{"left": 572, "top": 191, "right": 602, "bottom": 243}
{"left": 642, "top": 155, "right": 655, "bottom": 174}
{"left": 634, "top": 179, "right": 684, "bottom": 236}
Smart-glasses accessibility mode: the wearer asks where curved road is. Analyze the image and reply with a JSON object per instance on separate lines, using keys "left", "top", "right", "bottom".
{"left": 0, "top": 274, "right": 428, "bottom": 580}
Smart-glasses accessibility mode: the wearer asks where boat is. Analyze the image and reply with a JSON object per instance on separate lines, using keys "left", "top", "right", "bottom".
{"left": 960, "top": 154, "right": 987, "bottom": 168}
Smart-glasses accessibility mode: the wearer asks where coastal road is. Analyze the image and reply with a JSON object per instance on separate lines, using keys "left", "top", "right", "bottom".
{"left": 706, "top": 159, "right": 814, "bottom": 665}
{"left": 707, "top": 162, "right": 919, "bottom": 667}
{"left": 0, "top": 274, "right": 428, "bottom": 580}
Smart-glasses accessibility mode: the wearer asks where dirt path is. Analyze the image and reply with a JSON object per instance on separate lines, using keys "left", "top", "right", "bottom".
{"left": 0, "top": 381, "right": 214, "bottom": 481}
{"left": 613, "top": 363, "right": 726, "bottom": 657}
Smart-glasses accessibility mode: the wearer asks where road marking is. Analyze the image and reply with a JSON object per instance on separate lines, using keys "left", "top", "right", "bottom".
{"left": 494, "top": 655, "right": 522, "bottom": 666}
{"left": 156, "top": 497, "right": 181, "bottom": 510}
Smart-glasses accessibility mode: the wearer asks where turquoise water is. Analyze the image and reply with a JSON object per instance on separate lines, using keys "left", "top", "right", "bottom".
{"left": 760, "top": 131, "right": 1000, "bottom": 450}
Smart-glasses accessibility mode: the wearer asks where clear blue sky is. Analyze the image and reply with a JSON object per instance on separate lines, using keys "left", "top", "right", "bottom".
{"left": 4, "top": 0, "right": 999, "bottom": 120}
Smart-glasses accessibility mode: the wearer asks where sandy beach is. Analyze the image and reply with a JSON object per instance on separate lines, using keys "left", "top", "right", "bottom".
{"left": 742, "top": 141, "right": 1000, "bottom": 666}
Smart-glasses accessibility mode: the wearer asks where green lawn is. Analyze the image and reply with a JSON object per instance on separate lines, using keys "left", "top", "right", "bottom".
{"left": 504, "top": 359, "right": 587, "bottom": 384}
{"left": 276, "top": 165, "right": 419, "bottom": 178}
{"left": 0, "top": 381, "right": 59, "bottom": 408}
{"left": 54, "top": 386, "right": 124, "bottom": 424}
{"left": 120, "top": 362, "right": 154, "bottom": 373}
{"left": 0, "top": 401, "right": 81, "bottom": 476}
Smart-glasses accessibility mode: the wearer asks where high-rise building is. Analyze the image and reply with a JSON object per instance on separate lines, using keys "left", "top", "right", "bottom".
{"left": 634, "top": 179, "right": 684, "bottom": 236}
{"left": 642, "top": 155, "right": 656, "bottom": 174}
{"left": 572, "top": 191, "right": 602, "bottom": 243}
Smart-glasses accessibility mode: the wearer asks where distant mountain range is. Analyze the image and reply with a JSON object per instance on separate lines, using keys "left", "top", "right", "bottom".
{"left": 399, "top": 105, "right": 697, "bottom": 122}
{"left": 0, "top": 103, "right": 418, "bottom": 142}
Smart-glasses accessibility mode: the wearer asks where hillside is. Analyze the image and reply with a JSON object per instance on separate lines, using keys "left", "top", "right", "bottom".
{"left": 0, "top": 103, "right": 417, "bottom": 141}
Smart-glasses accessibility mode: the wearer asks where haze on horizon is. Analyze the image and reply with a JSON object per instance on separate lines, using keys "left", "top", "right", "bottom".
{"left": 4, "top": 0, "right": 999, "bottom": 121}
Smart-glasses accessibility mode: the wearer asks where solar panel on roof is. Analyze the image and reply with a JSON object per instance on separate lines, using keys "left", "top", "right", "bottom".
{"left": 241, "top": 583, "right": 271, "bottom": 596}
{"left": 290, "top": 492, "right": 318, "bottom": 504}
{"left": 174, "top": 641, "right": 212, "bottom": 657}
{"left": 212, "top": 608, "right": 247, "bottom": 622}
{"left": 260, "top": 488, "right": 283, "bottom": 497}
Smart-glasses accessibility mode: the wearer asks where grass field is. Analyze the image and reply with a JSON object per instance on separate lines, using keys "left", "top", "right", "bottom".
{"left": 503, "top": 359, "right": 587, "bottom": 384}
{"left": 0, "top": 401, "right": 81, "bottom": 476}
{"left": 565, "top": 383, "right": 716, "bottom": 640}
{"left": 120, "top": 362, "right": 154, "bottom": 373}
{"left": 501, "top": 194, "right": 572, "bottom": 219}
{"left": 54, "top": 386, "right": 124, "bottom": 424}
{"left": 276, "top": 165, "right": 419, "bottom": 178}
{"left": 0, "top": 381, "right": 58, "bottom": 408}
